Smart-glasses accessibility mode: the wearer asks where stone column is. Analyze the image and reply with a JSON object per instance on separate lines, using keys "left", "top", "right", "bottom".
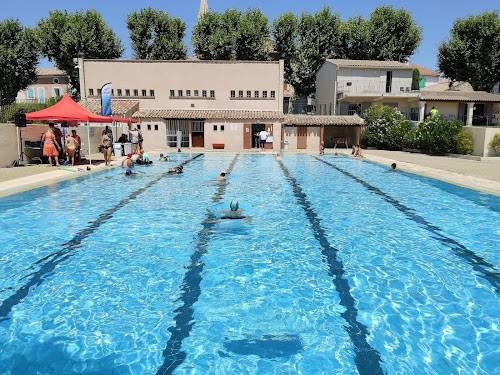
{"left": 419, "top": 101, "right": 426, "bottom": 121}
{"left": 466, "top": 102, "right": 475, "bottom": 126}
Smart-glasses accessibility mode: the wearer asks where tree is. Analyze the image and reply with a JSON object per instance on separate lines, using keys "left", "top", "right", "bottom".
{"left": 192, "top": 9, "right": 240, "bottom": 60}
{"left": 271, "top": 12, "right": 298, "bottom": 84}
{"left": 38, "top": 10, "right": 124, "bottom": 99}
{"left": 127, "top": 8, "right": 187, "bottom": 60}
{"left": 361, "top": 105, "right": 412, "bottom": 150}
{"left": 438, "top": 11, "right": 500, "bottom": 92}
{"left": 412, "top": 68, "right": 420, "bottom": 90}
{"left": 337, "top": 16, "right": 371, "bottom": 60}
{"left": 291, "top": 7, "right": 341, "bottom": 97}
{"left": 234, "top": 8, "right": 270, "bottom": 60}
{"left": 0, "top": 19, "right": 39, "bottom": 105}
{"left": 368, "top": 6, "right": 422, "bottom": 62}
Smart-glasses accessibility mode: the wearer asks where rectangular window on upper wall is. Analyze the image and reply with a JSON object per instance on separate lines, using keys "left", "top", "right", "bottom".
{"left": 254, "top": 90, "right": 259, "bottom": 98}
{"left": 137, "top": 124, "right": 141, "bottom": 130}
{"left": 125, "top": 89, "right": 130, "bottom": 96}
{"left": 213, "top": 125, "right": 217, "bottom": 131}
{"left": 238, "top": 90, "right": 243, "bottom": 98}
{"left": 89, "top": 89, "right": 94, "bottom": 96}
{"left": 271, "top": 91, "right": 275, "bottom": 98}
{"left": 170, "top": 90, "right": 175, "bottom": 97}
{"left": 210, "top": 90, "right": 215, "bottom": 98}
{"left": 178, "top": 90, "right": 183, "bottom": 97}
{"left": 154, "top": 124, "right": 158, "bottom": 131}
{"left": 142, "top": 89, "right": 146, "bottom": 96}
{"left": 97, "top": 89, "right": 102, "bottom": 95}
{"left": 27, "top": 88, "right": 34, "bottom": 99}
{"left": 263, "top": 91, "right": 267, "bottom": 98}
{"left": 186, "top": 90, "right": 191, "bottom": 96}
{"left": 202, "top": 90, "right": 207, "bottom": 97}
{"left": 220, "top": 125, "right": 225, "bottom": 131}
{"left": 147, "top": 124, "right": 151, "bottom": 130}
{"left": 150, "top": 90, "right": 155, "bottom": 96}
{"left": 194, "top": 90, "right": 199, "bottom": 97}
{"left": 247, "top": 90, "right": 251, "bottom": 98}
{"left": 134, "top": 89, "right": 139, "bottom": 96}
{"left": 117, "top": 89, "right": 122, "bottom": 96}
{"left": 111, "top": 89, "right": 114, "bottom": 96}
{"left": 231, "top": 90, "right": 235, "bottom": 98}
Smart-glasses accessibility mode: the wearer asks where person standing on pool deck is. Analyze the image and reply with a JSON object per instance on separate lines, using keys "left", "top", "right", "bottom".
{"left": 259, "top": 128, "right": 268, "bottom": 150}
{"left": 101, "top": 131, "right": 113, "bottom": 166}
{"left": 319, "top": 141, "right": 325, "bottom": 155}
{"left": 254, "top": 131, "right": 260, "bottom": 149}
{"left": 129, "top": 127, "right": 140, "bottom": 155}
{"left": 42, "top": 127, "right": 61, "bottom": 167}
{"left": 72, "top": 130, "right": 82, "bottom": 163}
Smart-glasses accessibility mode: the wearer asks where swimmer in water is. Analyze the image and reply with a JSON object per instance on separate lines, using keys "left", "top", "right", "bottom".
{"left": 220, "top": 200, "right": 248, "bottom": 220}
{"left": 159, "top": 153, "right": 169, "bottom": 162}
{"left": 385, "top": 163, "right": 397, "bottom": 172}
{"left": 216, "top": 171, "right": 226, "bottom": 180}
{"left": 275, "top": 153, "right": 282, "bottom": 161}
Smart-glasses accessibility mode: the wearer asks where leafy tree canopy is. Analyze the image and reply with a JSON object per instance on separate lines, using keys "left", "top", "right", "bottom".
{"left": 235, "top": 8, "right": 270, "bottom": 61}
{"left": 0, "top": 19, "right": 39, "bottom": 105}
{"left": 438, "top": 11, "right": 500, "bottom": 92}
{"left": 38, "top": 10, "right": 124, "bottom": 99}
{"left": 127, "top": 8, "right": 187, "bottom": 60}
{"left": 271, "top": 12, "right": 298, "bottom": 84}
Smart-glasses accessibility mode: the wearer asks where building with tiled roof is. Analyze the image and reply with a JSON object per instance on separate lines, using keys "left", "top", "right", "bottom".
{"left": 79, "top": 99, "right": 139, "bottom": 118}
{"left": 16, "top": 67, "right": 69, "bottom": 104}
{"left": 409, "top": 63, "right": 443, "bottom": 88}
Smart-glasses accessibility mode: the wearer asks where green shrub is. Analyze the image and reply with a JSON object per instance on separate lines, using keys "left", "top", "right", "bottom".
{"left": 0, "top": 96, "right": 62, "bottom": 123}
{"left": 489, "top": 133, "right": 500, "bottom": 155}
{"left": 403, "top": 126, "right": 420, "bottom": 149}
{"left": 361, "top": 105, "right": 412, "bottom": 150}
{"left": 454, "top": 130, "right": 474, "bottom": 155}
{"left": 415, "top": 116, "right": 463, "bottom": 154}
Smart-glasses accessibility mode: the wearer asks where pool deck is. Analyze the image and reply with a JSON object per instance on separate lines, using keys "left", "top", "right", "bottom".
{"left": 0, "top": 149, "right": 499, "bottom": 197}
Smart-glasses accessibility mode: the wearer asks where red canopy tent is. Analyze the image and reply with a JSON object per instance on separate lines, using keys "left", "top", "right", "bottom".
{"left": 25, "top": 94, "right": 136, "bottom": 165}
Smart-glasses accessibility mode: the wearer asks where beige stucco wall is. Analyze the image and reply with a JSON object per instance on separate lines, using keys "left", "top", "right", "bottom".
{"left": 137, "top": 119, "right": 167, "bottom": 150}
{"left": 425, "top": 102, "right": 459, "bottom": 117}
{"left": 82, "top": 60, "right": 283, "bottom": 111}
{"left": 469, "top": 126, "right": 500, "bottom": 157}
{"left": 316, "top": 62, "right": 337, "bottom": 114}
{"left": 0, "top": 124, "right": 19, "bottom": 167}
{"left": 336, "top": 66, "right": 413, "bottom": 93}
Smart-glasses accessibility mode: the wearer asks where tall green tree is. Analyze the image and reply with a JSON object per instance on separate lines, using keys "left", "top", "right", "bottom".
{"left": 337, "top": 16, "right": 371, "bottom": 59}
{"left": 126, "top": 8, "right": 187, "bottom": 60}
{"left": 271, "top": 12, "right": 298, "bottom": 84}
{"left": 0, "top": 19, "right": 39, "bottom": 105}
{"left": 38, "top": 10, "right": 124, "bottom": 99}
{"left": 234, "top": 8, "right": 269, "bottom": 60}
{"left": 438, "top": 11, "right": 500, "bottom": 92}
{"left": 291, "top": 7, "right": 341, "bottom": 97}
{"left": 368, "top": 6, "right": 422, "bottom": 61}
{"left": 192, "top": 8, "right": 240, "bottom": 60}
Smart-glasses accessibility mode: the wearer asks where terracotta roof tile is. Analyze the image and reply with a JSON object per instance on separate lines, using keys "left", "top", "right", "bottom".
{"left": 36, "top": 68, "right": 67, "bottom": 76}
{"left": 79, "top": 99, "right": 140, "bottom": 116}
{"left": 420, "top": 91, "right": 500, "bottom": 102}
{"left": 133, "top": 109, "right": 285, "bottom": 120}
{"left": 327, "top": 59, "right": 412, "bottom": 69}
{"left": 284, "top": 115, "right": 364, "bottom": 126}
{"left": 409, "top": 63, "right": 440, "bottom": 77}
{"left": 420, "top": 80, "right": 473, "bottom": 92}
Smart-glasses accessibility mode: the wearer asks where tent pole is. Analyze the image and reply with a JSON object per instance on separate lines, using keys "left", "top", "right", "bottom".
{"left": 16, "top": 126, "right": 21, "bottom": 165}
{"left": 87, "top": 120, "right": 92, "bottom": 165}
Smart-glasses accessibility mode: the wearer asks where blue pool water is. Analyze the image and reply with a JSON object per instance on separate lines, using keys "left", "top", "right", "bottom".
{"left": 0, "top": 154, "right": 499, "bottom": 375}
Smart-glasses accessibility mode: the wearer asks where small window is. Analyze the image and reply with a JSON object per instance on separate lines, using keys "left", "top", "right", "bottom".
{"left": 97, "top": 89, "right": 102, "bottom": 95}
{"left": 125, "top": 89, "right": 130, "bottom": 96}
{"left": 137, "top": 124, "right": 141, "bottom": 130}
{"left": 231, "top": 90, "right": 235, "bottom": 98}
{"left": 53, "top": 78, "right": 59, "bottom": 84}
{"left": 27, "top": 88, "right": 34, "bottom": 99}
{"left": 271, "top": 91, "right": 275, "bottom": 98}
{"left": 54, "top": 88, "right": 60, "bottom": 96}
{"left": 150, "top": 90, "right": 155, "bottom": 97}
{"left": 254, "top": 90, "right": 259, "bottom": 98}
{"left": 154, "top": 124, "right": 158, "bottom": 131}
{"left": 247, "top": 90, "right": 251, "bottom": 98}
{"left": 210, "top": 90, "right": 215, "bottom": 98}
{"left": 178, "top": 90, "right": 183, "bottom": 97}
{"left": 117, "top": 89, "right": 122, "bottom": 96}
{"left": 142, "top": 89, "right": 146, "bottom": 96}
{"left": 213, "top": 125, "right": 217, "bottom": 131}
{"left": 89, "top": 89, "right": 94, "bottom": 96}
{"left": 147, "top": 124, "right": 151, "bottom": 130}
{"left": 134, "top": 89, "right": 139, "bottom": 97}
{"left": 186, "top": 90, "right": 191, "bottom": 97}
{"left": 220, "top": 125, "right": 225, "bottom": 131}
{"left": 238, "top": 90, "right": 243, "bottom": 98}
{"left": 346, "top": 82, "right": 352, "bottom": 86}
{"left": 202, "top": 90, "right": 207, "bottom": 97}
{"left": 111, "top": 89, "right": 114, "bottom": 96}
{"left": 194, "top": 90, "right": 199, "bottom": 97}
{"left": 170, "top": 90, "right": 175, "bottom": 97}
{"left": 263, "top": 91, "right": 267, "bottom": 98}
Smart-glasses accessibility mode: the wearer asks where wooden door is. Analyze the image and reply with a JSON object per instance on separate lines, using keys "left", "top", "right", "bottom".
{"left": 265, "top": 124, "right": 274, "bottom": 149}
{"left": 244, "top": 123, "right": 252, "bottom": 149}
{"left": 192, "top": 133, "right": 204, "bottom": 147}
{"left": 297, "top": 126, "right": 307, "bottom": 149}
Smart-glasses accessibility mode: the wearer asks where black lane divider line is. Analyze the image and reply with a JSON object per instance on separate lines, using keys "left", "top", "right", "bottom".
{"left": 156, "top": 154, "right": 239, "bottom": 375}
{"left": 314, "top": 156, "right": 500, "bottom": 294}
{"left": 277, "top": 160, "right": 384, "bottom": 375}
{"left": 0, "top": 154, "right": 204, "bottom": 322}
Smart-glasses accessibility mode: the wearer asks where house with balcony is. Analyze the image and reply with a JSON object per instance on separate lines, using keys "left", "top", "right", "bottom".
{"left": 316, "top": 59, "right": 421, "bottom": 120}
{"left": 15, "top": 68, "right": 69, "bottom": 103}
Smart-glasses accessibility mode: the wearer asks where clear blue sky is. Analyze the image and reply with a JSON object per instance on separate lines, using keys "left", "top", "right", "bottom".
{"left": 3, "top": 0, "right": 498, "bottom": 71}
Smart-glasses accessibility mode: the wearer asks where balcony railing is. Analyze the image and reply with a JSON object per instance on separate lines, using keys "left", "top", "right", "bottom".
{"left": 337, "top": 81, "right": 416, "bottom": 96}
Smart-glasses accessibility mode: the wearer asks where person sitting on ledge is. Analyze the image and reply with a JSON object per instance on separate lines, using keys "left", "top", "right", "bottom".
{"left": 136, "top": 149, "right": 152, "bottom": 165}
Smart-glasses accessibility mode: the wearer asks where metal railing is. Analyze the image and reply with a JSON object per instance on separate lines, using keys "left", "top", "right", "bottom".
{"left": 337, "top": 80, "right": 416, "bottom": 95}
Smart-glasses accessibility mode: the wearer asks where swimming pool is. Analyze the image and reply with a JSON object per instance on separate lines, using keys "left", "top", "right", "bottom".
{"left": 0, "top": 154, "right": 498, "bottom": 374}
